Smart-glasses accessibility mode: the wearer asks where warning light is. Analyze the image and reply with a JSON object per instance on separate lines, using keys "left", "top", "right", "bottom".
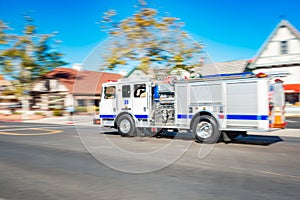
{"left": 256, "top": 72, "right": 268, "bottom": 78}
{"left": 274, "top": 78, "right": 283, "bottom": 83}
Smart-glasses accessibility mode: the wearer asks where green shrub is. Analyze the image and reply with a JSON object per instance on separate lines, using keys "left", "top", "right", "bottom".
{"left": 12, "top": 111, "right": 22, "bottom": 115}
{"left": 34, "top": 112, "right": 45, "bottom": 116}
{"left": 53, "top": 109, "right": 63, "bottom": 116}
{"left": 75, "top": 106, "right": 87, "bottom": 113}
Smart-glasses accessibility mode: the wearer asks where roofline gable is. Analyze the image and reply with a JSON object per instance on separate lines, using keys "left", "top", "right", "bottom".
{"left": 281, "top": 20, "right": 300, "bottom": 40}
{"left": 249, "top": 20, "right": 300, "bottom": 69}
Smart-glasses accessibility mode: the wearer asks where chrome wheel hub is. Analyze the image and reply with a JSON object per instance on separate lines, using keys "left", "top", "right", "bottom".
{"left": 120, "top": 119, "right": 131, "bottom": 133}
{"left": 196, "top": 121, "right": 213, "bottom": 139}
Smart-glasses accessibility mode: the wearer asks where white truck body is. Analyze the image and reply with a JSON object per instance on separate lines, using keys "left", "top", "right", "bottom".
{"left": 99, "top": 73, "right": 285, "bottom": 143}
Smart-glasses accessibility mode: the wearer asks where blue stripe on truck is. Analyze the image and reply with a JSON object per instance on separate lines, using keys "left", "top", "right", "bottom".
{"left": 102, "top": 114, "right": 268, "bottom": 120}
{"left": 100, "top": 114, "right": 149, "bottom": 119}
{"left": 177, "top": 114, "right": 268, "bottom": 120}
{"left": 134, "top": 115, "right": 148, "bottom": 119}
{"left": 100, "top": 115, "right": 116, "bottom": 119}
{"left": 226, "top": 115, "right": 268, "bottom": 120}
{"left": 177, "top": 114, "right": 188, "bottom": 119}
{"left": 177, "top": 114, "right": 193, "bottom": 119}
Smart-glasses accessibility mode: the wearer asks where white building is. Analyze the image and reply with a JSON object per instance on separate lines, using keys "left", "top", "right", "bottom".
{"left": 248, "top": 20, "right": 300, "bottom": 104}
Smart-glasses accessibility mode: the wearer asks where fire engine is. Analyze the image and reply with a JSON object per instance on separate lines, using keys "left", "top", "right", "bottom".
{"left": 99, "top": 72, "right": 285, "bottom": 143}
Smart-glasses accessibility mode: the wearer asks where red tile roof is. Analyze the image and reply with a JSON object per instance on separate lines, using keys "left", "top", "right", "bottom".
{"left": 43, "top": 68, "right": 122, "bottom": 95}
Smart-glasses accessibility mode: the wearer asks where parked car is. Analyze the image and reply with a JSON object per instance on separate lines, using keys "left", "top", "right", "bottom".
{"left": 8, "top": 103, "right": 22, "bottom": 109}
{"left": 7, "top": 103, "right": 22, "bottom": 113}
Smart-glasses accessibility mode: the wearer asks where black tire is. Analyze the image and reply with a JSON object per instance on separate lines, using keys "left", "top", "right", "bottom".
{"left": 117, "top": 114, "right": 136, "bottom": 137}
{"left": 191, "top": 115, "right": 220, "bottom": 144}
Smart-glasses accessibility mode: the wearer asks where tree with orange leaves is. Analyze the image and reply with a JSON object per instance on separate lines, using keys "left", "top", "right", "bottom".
{"left": 100, "top": 0, "right": 203, "bottom": 78}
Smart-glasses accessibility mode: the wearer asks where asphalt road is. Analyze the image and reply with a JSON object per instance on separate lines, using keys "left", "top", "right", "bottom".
{"left": 286, "top": 116, "right": 300, "bottom": 129}
{"left": 0, "top": 122, "right": 299, "bottom": 200}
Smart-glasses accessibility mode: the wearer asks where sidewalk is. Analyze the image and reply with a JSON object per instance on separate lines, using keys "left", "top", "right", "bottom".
{"left": 0, "top": 109, "right": 98, "bottom": 126}
{"left": 0, "top": 113, "right": 44, "bottom": 122}
{"left": 247, "top": 128, "right": 300, "bottom": 138}
{"left": 22, "top": 114, "right": 97, "bottom": 126}
{"left": 285, "top": 105, "right": 300, "bottom": 117}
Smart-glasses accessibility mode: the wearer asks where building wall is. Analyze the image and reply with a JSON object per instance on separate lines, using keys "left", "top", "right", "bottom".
{"left": 32, "top": 80, "right": 69, "bottom": 92}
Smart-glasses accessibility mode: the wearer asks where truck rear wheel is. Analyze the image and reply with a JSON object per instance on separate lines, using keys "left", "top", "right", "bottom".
{"left": 117, "top": 114, "right": 136, "bottom": 137}
{"left": 192, "top": 115, "right": 220, "bottom": 143}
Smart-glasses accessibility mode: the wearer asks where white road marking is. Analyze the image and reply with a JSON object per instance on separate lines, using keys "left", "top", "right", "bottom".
{"left": 286, "top": 120, "right": 297, "bottom": 123}
{"left": 0, "top": 128, "right": 62, "bottom": 136}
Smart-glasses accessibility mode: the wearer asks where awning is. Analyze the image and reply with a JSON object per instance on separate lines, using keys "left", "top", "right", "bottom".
{"left": 0, "top": 95, "right": 17, "bottom": 100}
{"left": 284, "top": 84, "right": 300, "bottom": 93}
{"left": 74, "top": 96, "right": 99, "bottom": 100}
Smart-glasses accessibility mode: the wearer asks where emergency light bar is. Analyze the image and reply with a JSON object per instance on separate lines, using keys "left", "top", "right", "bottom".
{"left": 202, "top": 72, "right": 254, "bottom": 79}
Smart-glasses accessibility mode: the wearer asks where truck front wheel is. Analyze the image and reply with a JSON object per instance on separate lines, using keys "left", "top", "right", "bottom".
{"left": 117, "top": 114, "right": 136, "bottom": 137}
{"left": 192, "top": 115, "right": 220, "bottom": 143}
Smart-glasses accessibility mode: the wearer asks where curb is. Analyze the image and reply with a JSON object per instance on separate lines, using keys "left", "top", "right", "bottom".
{"left": 285, "top": 115, "right": 300, "bottom": 117}
{"left": 0, "top": 119, "right": 23, "bottom": 122}
{"left": 247, "top": 128, "right": 300, "bottom": 138}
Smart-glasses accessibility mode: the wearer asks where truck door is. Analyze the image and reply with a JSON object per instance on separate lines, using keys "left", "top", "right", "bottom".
{"left": 100, "top": 85, "right": 117, "bottom": 123}
{"left": 132, "top": 83, "right": 149, "bottom": 120}
{"left": 175, "top": 85, "right": 188, "bottom": 125}
{"left": 225, "top": 81, "right": 263, "bottom": 128}
{"left": 117, "top": 84, "right": 132, "bottom": 114}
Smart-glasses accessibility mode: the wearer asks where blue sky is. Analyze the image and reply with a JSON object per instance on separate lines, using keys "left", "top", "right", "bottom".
{"left": 1, "top": 0, "right": 300, "bottom": 71}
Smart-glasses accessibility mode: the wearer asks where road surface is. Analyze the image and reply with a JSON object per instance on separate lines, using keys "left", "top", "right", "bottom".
{"left": 0, "top": 122, "right": 299, "bottom": 200}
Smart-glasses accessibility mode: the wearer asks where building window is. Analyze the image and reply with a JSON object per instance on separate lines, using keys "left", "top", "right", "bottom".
{"left": 280, "top": 41, "right": 288, "bottom": 54}
{"left": 77, "top": 99, "right": 86, "bottom": 106}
